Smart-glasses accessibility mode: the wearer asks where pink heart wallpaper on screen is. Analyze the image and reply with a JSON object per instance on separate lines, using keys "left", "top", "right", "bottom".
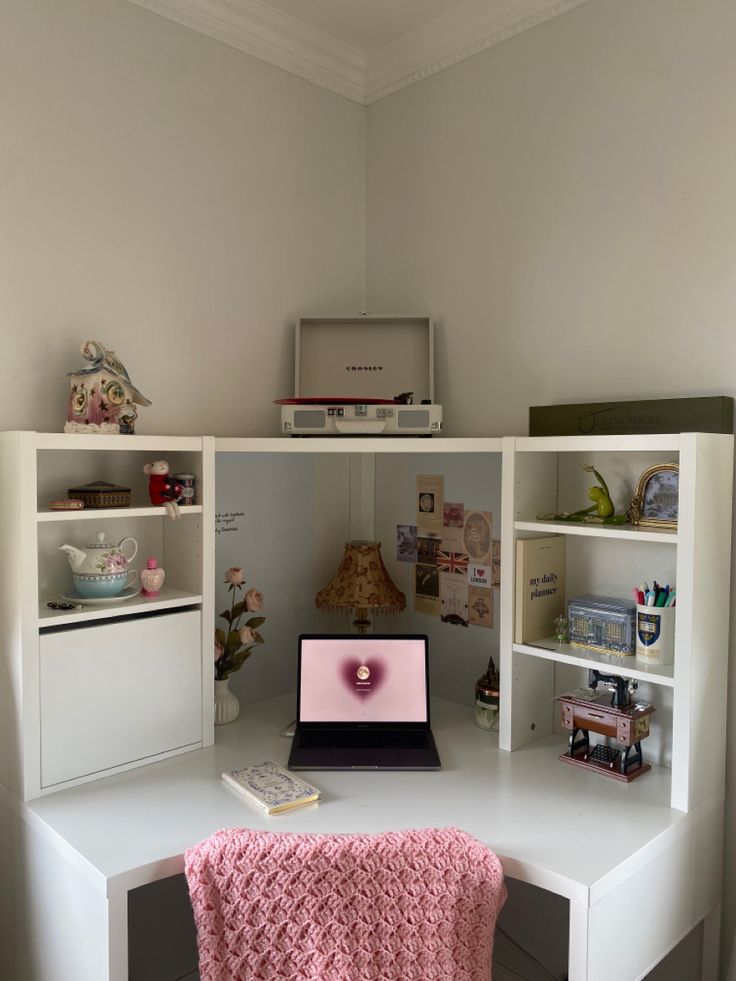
{"left": 299, "top": 637, "right": 427, "bottom": 722}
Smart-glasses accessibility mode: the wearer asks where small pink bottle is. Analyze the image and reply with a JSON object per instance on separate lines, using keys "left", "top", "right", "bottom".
{"left": 141, "top": 556, "right": 165, "bottom": 597}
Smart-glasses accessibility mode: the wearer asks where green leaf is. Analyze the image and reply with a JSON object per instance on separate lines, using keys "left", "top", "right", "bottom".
{"left": 245, "top": 616, "right": 266, "bottom": 628}
{"left": 231, "top": 600, "right": 245, "bottom": 620}
{"left": 219, "top": 609, "right": 233, "bottom": 624}
{"left": 229, "top": 649, "right": 252, "bottom": 671}
{"left": 254, "top": 632, "right": 265, "bottom": 645}
{"left": 226, "top": 630, "right": 241, "bottom": 651}
{"left": 215, "top": 628, "right": 227, "bottom": 646}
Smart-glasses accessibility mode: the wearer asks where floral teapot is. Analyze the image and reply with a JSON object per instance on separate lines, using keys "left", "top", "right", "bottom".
{"left": 59, "top": 532, "right": 139, "bottom": 599}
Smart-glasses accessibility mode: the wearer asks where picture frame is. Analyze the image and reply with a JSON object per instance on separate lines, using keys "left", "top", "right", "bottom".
{"left": 629, "top": 463, "right": 680, "bottom": 530}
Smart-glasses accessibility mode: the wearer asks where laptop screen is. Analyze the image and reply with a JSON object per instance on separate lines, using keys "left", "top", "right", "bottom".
{"left": 298, "top": 635, "right": 429, "bottom": 724}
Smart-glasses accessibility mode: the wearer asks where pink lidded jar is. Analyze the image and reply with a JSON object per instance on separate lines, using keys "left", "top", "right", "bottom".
{"left": 141, "top": 557, "right": 165, "bottom": 597}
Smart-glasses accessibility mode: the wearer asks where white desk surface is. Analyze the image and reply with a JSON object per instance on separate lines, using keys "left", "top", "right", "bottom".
{"left": 24, "top": 695, "right": 696, "bottom": 907}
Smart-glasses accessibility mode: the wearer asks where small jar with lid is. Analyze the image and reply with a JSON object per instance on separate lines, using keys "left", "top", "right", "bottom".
{"left": 140, "top": 556, "right": 165, "bottom": 597}
{"left": 474, "top": 654, "right": 500, "bottom": 730}
{"left": 475, "top": 680, "right": 500, "bottom": 730}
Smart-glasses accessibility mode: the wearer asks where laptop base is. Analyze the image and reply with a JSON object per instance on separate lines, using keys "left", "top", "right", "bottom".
{"left": 288, "top": 729, "right": 441, "bottom": 771}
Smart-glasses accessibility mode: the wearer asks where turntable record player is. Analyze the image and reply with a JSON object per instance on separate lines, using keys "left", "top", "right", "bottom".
{"left": 277, "top": 315, "right": 443, "bottom": 436}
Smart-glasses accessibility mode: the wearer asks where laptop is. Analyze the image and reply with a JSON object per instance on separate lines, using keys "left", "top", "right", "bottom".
{"left": 287, "top": 634, "right": 441, "bottom": 771}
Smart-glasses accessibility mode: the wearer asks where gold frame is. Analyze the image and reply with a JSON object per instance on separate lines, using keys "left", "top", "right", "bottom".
{"left": 629, "top": 463, "right": 680, "bottom": 530}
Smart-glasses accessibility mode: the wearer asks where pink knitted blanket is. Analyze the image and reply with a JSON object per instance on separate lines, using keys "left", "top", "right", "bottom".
{"left": 185, "top": 826, "right": 506, "bottom": 981}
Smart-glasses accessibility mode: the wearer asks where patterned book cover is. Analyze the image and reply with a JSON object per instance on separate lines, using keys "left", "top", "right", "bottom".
{"left": 222, "top": 760, "right": 321, "bottom": 814}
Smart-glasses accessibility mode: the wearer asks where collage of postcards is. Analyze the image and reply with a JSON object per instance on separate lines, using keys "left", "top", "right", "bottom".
{"left": 396, "top": 474, "right": 500, "bottom": 629}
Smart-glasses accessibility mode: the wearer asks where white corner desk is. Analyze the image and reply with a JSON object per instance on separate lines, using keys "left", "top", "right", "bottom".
{"left": 2, "top": 693, "right": 722, "bottom": 981}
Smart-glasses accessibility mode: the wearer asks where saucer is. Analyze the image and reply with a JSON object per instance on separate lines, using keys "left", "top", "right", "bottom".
{"left": 60, "top": 585, "right": 142, "bottom": 606}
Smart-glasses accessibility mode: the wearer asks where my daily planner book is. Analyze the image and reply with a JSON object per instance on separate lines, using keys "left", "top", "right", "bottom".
{"left": 222, "top": 760, "right": 320, "bottom": 814}
{"left": 514, "top": 535, "right": 566, "bottom": 644}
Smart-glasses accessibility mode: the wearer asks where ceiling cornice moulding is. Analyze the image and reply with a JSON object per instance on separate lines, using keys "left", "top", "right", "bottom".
{"left": 127, "top": 0, "right": 367, "bottom": 103}
{"left": 126, "top": 0, "right": 592, "bottom": 105}
{"left": 365, "top": 0, "right": 593, "bottom": 104}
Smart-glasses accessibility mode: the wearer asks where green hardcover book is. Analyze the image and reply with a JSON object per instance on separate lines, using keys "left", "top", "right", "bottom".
{"left": 529, "top": 396, "right": 734, "bottom": 437}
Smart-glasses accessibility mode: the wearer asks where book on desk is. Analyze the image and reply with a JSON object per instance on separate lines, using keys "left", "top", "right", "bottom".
{"left": 222, "top": 760, "right": 321, "bottom": 815}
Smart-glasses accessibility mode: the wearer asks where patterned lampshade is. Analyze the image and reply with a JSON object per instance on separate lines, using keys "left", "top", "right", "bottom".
{"left": 315, "top": 540, "right": 406, "bottom": 632}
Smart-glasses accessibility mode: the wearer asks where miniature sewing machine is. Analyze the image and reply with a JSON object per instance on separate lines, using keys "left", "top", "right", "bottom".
{"left": 558, "top": 670, "right": 655, "bottom": 782}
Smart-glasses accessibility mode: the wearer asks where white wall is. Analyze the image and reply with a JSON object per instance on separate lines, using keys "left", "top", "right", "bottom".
{"left": 0, "top": 0, "right": 366, "bottom": 437}
{"left": 365, "top": 0, "right": 736, "bottom": 437}
{"left": 365, "top": 0, "right": 736, "bottom": 976}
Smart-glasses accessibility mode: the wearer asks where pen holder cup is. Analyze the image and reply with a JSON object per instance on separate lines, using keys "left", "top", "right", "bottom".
{"left": 635, "top": 603, "right": 675, "bottom": 665}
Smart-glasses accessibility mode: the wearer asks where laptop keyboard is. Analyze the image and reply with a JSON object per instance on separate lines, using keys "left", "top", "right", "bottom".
{"left": 299, "top": 729, "right": 430, "bottom": 750}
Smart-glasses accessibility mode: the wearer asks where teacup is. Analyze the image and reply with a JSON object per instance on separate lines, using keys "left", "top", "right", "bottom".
{"left": 72, "top": 569, "right": 138, "bottom": 599}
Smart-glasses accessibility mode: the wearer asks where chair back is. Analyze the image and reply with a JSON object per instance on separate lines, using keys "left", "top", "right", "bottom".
{"left": 185, "top": 826, "right": 506, "bottom": 980}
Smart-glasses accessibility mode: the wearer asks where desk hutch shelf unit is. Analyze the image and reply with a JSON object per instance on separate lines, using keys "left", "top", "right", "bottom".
{"left": 0, "top": 431, "right": 215, "bottom": 803}
{"left": 0, "top": 431, "right": 733, "bottom": 981}
{"left": 500, "top": 432, "right": 734, "bottom": 815}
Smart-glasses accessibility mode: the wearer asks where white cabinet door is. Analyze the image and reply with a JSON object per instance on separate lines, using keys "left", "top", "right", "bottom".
{"left": 40, "top": 610, "right": 202, "bottom": 788}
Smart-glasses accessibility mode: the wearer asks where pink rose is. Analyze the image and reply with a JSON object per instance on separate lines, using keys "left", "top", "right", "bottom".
{"left": 245, "top": 588, "right": 263, "bottom": 611}
{"left": 239, "top": 626, "right": 256, "bottom": 646}
{"left": 214, "top": 640, "right": 224, "bottom": 662}
{"left": 224, "top": 567, "right": 244, "bottom": 586}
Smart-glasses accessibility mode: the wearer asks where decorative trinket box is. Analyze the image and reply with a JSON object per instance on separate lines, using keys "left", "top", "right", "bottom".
{"left": 66, "top": 481, "right": 131, "bottom": 509}
{"left": 64, "top": 340, "right": 151, "bottom": 436}
{"left": 48, "top": 499, "right": 85, "bottom": 511}
{"left": 567, "top": 594, "right": 636, "bottom": 655}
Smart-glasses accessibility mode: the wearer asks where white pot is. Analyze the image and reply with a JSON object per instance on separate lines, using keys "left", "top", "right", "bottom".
{"left": 214, "top": 678, "right": 240, "bottom": 725}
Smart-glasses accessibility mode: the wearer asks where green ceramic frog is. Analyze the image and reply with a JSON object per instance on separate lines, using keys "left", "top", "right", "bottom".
{"left": 538, "top": 464, "right": 626, "bottom": 524}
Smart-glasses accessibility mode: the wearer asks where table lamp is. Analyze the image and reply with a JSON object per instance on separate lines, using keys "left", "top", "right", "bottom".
{"left": 315, "top": 540, "right": 406, "bottom": 633}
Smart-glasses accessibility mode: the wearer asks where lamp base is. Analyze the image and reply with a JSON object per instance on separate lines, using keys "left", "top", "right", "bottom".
{"left": 353, "top": 611, "right": 370, "bottom": 634}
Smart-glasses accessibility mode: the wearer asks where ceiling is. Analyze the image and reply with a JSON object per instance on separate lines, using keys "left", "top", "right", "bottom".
{"left": 127, "top": 0, "right": 591, "bottom": 104}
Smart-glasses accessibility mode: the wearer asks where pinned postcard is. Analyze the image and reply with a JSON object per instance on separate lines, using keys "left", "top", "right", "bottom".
{"left": 417, "top": 534, "right": 442, "bottom": 566}
{"left": 441, "top": 501, "right": 465, "bottom": 551}
{"left": 469, "top": 586, "right": 493, "bottom": 628}
{"left": 396, "top": 524, "right": 418, "bottom": 563}
{"left": 438, "top": 550, "right": 469, "bottom": 577}
{"left": 415, "top": 563, "right": 440, "bottom": 616}
{"left": 468, "top": 564, "right": 490, "bottom": 588}
{"left": 440, "top": 573, "right": 469, "bottom": 627}
{"left": 462, "top": 510, "right": 492, "bottom": 565}
{"left": 417, "top": 475, "right": 444, "bottom": 535}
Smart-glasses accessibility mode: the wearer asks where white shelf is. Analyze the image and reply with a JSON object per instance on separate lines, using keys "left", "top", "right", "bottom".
{"left": 515, "top": 434, "right": 684, "bottom": 454}
{"left": 514, "top": 638, "right": 675, "bottom": 687}
{"left": 514, "top": 520, "right": 679, "bottom": 543}
{"left": 216, "top": 435, "right": 503, "bottom": 454}
{"left": 37, "top": 505, "right": 203, "bottom": 522}
{"left": 0, "top": 430, "right": 216, "bottom": 802}
{"left": 34, "top": 433, "right": 202, "bottom": 452}
{"left": 37, "top": 586, "right": 203, "bottom": 627}
{"left": 502, "top": 431, "right": 734, "bottom": 815}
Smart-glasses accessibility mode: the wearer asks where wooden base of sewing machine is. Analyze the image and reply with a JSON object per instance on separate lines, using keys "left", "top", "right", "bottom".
{"left": 558, "top": 688, "right": 656, "bottom": 783}
{"left": 560, "top": 744, "right": 651, "bottom": 782}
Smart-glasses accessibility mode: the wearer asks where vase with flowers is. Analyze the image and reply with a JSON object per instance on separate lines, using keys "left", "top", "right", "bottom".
{"left": 214, "top": 566, "right": 265, "bottom": 725}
